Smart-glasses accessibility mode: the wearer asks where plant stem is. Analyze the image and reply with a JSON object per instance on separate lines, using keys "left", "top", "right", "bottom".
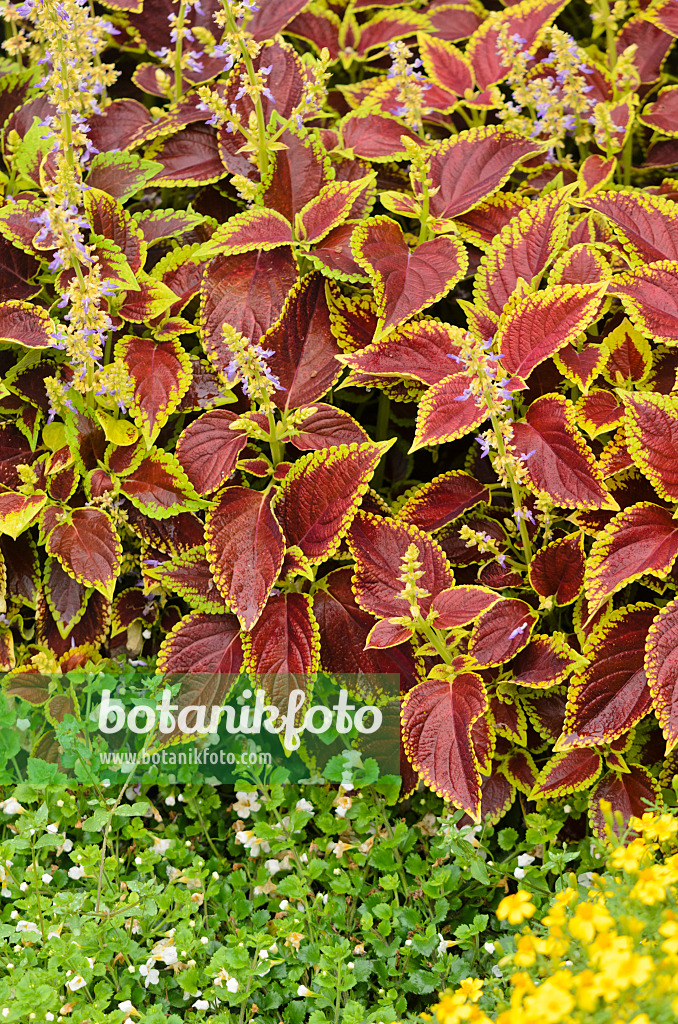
{"left": 489, "top": 410, "right": 533, "bottom": 563}
{"left": 267, "top": 409, "right": 282, "bottom": 467}
{"left": 372, "top": 391, "right": 391, "bottom": 490}
{"left": 173, "top": 0, "right": 188, "bottom": 104}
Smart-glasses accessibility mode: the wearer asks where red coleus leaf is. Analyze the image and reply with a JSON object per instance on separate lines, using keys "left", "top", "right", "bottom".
{"left": 589, "top": 765, "right": 660, "bottom": 839}
{"left": 582, "top": 190, "right": 678, "bottom": 263}
{"left": 340, "top": 112, "right": 424, "bottom": 162}
{"left": 549, "top": 244, "right": 611, "bottom": 287}
{"left": 198, "top": 208, "right": 294, "bottom": 257}
{"left": 247, "top": 0, "right": 310, "bottom": 40}
{"left": 585, "top": 502, "right": 678, "bottom": 613}
{"left": 86, "top": 98, "right": 154, "bottom": 151}
{"left": 308, "top": 221, "right": 367, "bottom": 282}
{"left": 120, "top": 450, "right": 205, "bottom": 518}
{"left": 296, "top": 176, "right": 375, "bottom": 244}
{"left": 312, "top": 567, "right": 422, "bottom": 689}
{"left": 623, "top": 391, "right": 678, "bottom": 500}
{"left": 176, "top": 410, "right": 247, "bottom": 496}
{"left": 118, "top": 275, "right": 176, "bottom": 324}
{"left": 511, "top": 394, "right": 615, "bottom": 510}
{"left": 150, "top": 124, "right": 226, "bottom": 187}
{"left": 489, "top": 696, "right": 527, "bottom": 745}
{"left": 612, "top": 260, "right": 678, "bottom": 345}
{"left": 348, "top": 511, "right": 454, "bottom": 619}
{"left": 529, "top": 533, "right": 585, "bottom": 605}
{"left": 289, "top": 404, "right": 369, "bottom": 451}
{"left": 639, "top": 84, "right": 678, "bottom": 134}
{"left": 523, "top": 690, "right": 568, "bottom": 741}
{"left": 44, "top": 507, "right": 122, "bottom": 600}
{"left": 468, "top": 598, "right": 537, "bottom": 668}
{"left": 476, "top": 768, "right": 515, "bottom": 825}
{"left": 553, "top": 341, "right": 607, "bottom": 391}
{"left": 365, "top": 618, "right": 413, "bottom": 649}
{"left": 157, "top": 611, "right": 243, "bottom": 678}
{"left": 411, "top": 373, "right": 488, "bottom": 451}
{"left": 262, "top": 127, "right": 329, "bottom": 222}
{"left": 466, "top": 0, "right": 568, "bottom": 89}
{"left": 273, "top": 441, "right": 390, "bottom": 563}
{"left": 1, "top": 534, "right": 39, "bottom": 606}
{"left": 402, "top": 672, "right": 488, "bottom": 820}
{"left": 503, "top": 750, "right": 538, "bottom": 794}
{"left": 117, "top": 335, "right": 192, "bottom": 443}
{"left": 0, "top": 236, "right": 40, "bottom": 301}
{"left": 144, "top": 547, "right": 227, "bottom": 614}
{"left": 419, "top": 33, "right": 474, "bottom": 95}
{"left": 397, "top": 470, "right": 490, "bottom": 532}
{"left": 430, "top": 586, "right": 499, "bottom": 628}
{"left": 530, "top": 747, "right": 604, "bottom": 799}
{"left": 265, "top": 272, "right": 342, "bottom": 409}
{"left": 84, "top": 188, "right": 145, "bottom": 273}
{"left": 0, "top": 300, "right": 54, "bottom": 348}
{"left": 511, "top": 634, "right": 580, "bottom": 688}
{"left": 340, "top": 319, "right": 465, "bottom": 388}
{"left": 576, "top": 389, "right": 624, "bottom": 437}
{"left": 603, "top": 319, "right": 651, "bottom": 385}
{"left": 422, "top": 126, "right": 544, "bottom": 223}
{"left": 497, "top": 283, "right": 605, "bottom": 381}
{"left": 199, "top": 250, "right": 297, "bottom": 377}
{"left": 0, "top": 423, "right": 40, "bottom": 488}
{"left": 474, "top": 188, "right": 571, "bottom": 318}
{"left": 556, "top": 604, "right": 656, "bottom": 749}
{"left": 134, "top": 209, "right": 205, "bottom": 246}
{"left": 242, "top": 591, "right": 320, "bottom": 709}
{"left": 645, "top": 595, "right": 678, "bottom": 752}
{"left": 205, "top": 486, "right": 285, "bottom": 631}
{"left": 44, "top": 558, "right": 87, "bottom": 639}
{"left": 351, "top": 216, "right": 467, "bottom": 335}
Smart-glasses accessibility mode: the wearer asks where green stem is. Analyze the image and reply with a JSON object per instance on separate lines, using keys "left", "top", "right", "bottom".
{"left": 30, "top": 837, "right": 46, "bottom": 942}
{"left": 267, "top": 409, "right": 282, "bottom": 467}
{"left": 173, "top": 0, "right": 188, "bottom": 105}
{"left": 418, "top": 174, "right": 430, "bottom": 244}
{"left": 224, "top": 4, "right": 269, "bottom": 176}
{"left": 419, "top": 617, "right": 452, "bottom": 664}
{"left": 490, "top": 410, "right": 533, "bottom": 564}
{"left": 372, "top": 391, "right": 391, "bottom": 490}
{"left": 622, "top": 131, "right": 633, "bottom": 186}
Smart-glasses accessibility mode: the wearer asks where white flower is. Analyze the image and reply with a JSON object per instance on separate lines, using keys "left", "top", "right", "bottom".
{"left": 259, "top": 949, "right": 268, "bottom": 960}
{"left": 517, "top": 854, "right": 535, "bottom": 868}
{"left": 117, "top": 1002, "right": 134, "bottom": 1013}
{"left": 484, "top": 941, "right": 495, "bottom": 953}
{"left": 514, "top": 867, "right": 525, "bottom": 879}
{"left": 150, "top": 938, "right": 178, "bottom": 965}
{"left": 16, "top": 718, "right": 30, "bottom": 731}
{"left": 193, "top": 1000, "right": 209, "bottom": 1010}
{"left": 226, "top": 977, "right": 238, "bottom": 993}
{"left": 45, "top": 1015, "right": 55, "bottom": 1021}
{"left": 16, "top": 921, "right": 39, "bottom": 934}
{"left": 165, "top": 794, "right": 176, "bottom": 807}
{"left": 405, "top": 939, "right": 412, "bottom": 946}
{"left": 279, "top": 899, "right": 289, "bottom": 910}
{"left": 297, "top": 985, "right": 311, "bottom": 997}
{"left": 41, "top": 873, "right": 52, "bottom": 885}
{"left": 1, "top": 1010, "right": 8, "bottom": 1018}
{"left": 153, "top": 838, "right": 171, "bottom": 856}
{"left": 333, "top": 795, "right": 352, "bottom": 818}
{"left": 134, "top": 856, "right": 142, "bottom": 866}
{"left": 62, "top": 839, "right": 73, "bottom": 853}
{"left": 296, "top": 799, "right": 314, "bottom": 813}
{"left": 492, "top": 966, "right": 503, "bottom": 979}
{"left": 19, "top": 883, "right": 27, "bottom": 892}
{"left": 200, "top": 936, "right": 209, "bottom": 945}
{"left": 213, "top": 968, "right": 238, "bottom": 992}
{"left": 347, "top": 961, "right": 354, "bottom": 969}
{"left": 68, "top": 865, "right": 85, "bottom": 880}
{"left": 139, "top": 964, "right": 159, "bottom": 987}
{"left": 436, "top": 934, "right": 453, "bottom": 956}
{"left": 46, "top": 824, "right": 59, "bottom": 834}
{"left": 66, "top": 975, "right": 87, "bottom": 992}
{"left": 265, "top": 858, "right": 281, "bottom": 875}
{"left": 232, "top": 791, "right": 261, "bottom": 819}
{"left": 0, "top": 799, "right": 23, "bottom": 815}
{"left": 563, "top": 804, "right": 572, "bottom": 813}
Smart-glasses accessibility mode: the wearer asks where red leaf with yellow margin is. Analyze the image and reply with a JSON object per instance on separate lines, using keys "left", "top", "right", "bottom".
{"left": 411, "top": 373, "right": 488, "bottom": 452}
{"left": 205, "top": 486, "right": 285, "bottom": 631}
{"left": 339, "top": 320, "right": 465, "bottom": 388}
{"left": 296, "top": 176, "right": 376, "bottom": 244}
{"left": 644, "top": 595, "right": 678, "bottom": 752}
{"left": 396, "top": 470, "right": 490, "bottom": 531}
{"left": 340, "top": 112, "right": 424, "bottom": 162}
{"left": 0, "top": 490, "right": 46, "bottom": 539}
{"left": 176, "top": 410, "right": 248, "bottom": 496}
{"left": 264, "top": 272, "right": 342, "bottom": 410}
{"left": 423, "top": 126, "right": 544, "bottom": 222}
{"left": 351, "top": 216, "right": 467, "bottom": 334}
{"left": 431, "top": 586, "right": 500, "bottom": 628}
{"left": 466, "top": 0, "right": 568, "bottom": 89}
{"left": 348, "top": 511, "right": 454, "bottom": 619}
{"left": 468, "top": 598, "right": 537, "bottom": 668}
{"left": 529, "top": 533, "right": 585, "bottom": 605}
{"left": 511, "top": 394, "right": 614, "bottom": 510}
{"left": 589, "top": 766, "right": 660, "bottom": 839}
{"left": 418, "top": 33, "right": 474, "bottom": 95}
{"left": 585, "top": 502, "right": 678, "bottom": 613}
{"left": 0, "top": 300, "right": 55, "bottom": 348}
{"left": 556, "top": 603, "right": 657, "bottom": 749}
{"left": 623, "top": 391, "right": 678, "bottom": 500}
{"left": 196, "top": 208, "right": 294, "bottom": 258}
{"left": 242, "top": 591, "right": 320, "bottom": 710}
{"left": 44, "top": 507, "right": 121, "bottom": 600}
{"left": 273, "top": 441, "right": 391, "bottom": 564}
{"left": 612, "top": 260, "right": 678, "bottom": 345}
{"left": 401, "top": 672, "right": 488, "bottom": 820}
{"left": 530, "top": 747, "right": 603, "bottom": 799}
{"left": 117, "top": 335, "right": 192, "bottom": 443}
{"left": 511, "top": 634, "right": 580, "bottom": 688}
{"left": 290, "top": 405, "right": 369, "bottom": 451}
{"left": 496, "top": 283, "right": 606, "bottom": 381}
{"left": 581, "top": 191, "right": 678, "bottom": 264}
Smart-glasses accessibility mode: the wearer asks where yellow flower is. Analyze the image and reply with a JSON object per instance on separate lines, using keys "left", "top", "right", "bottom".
{"left": 630, "top": 864, "right": 676, "bottom": 905}
{"left": 573, "top": 969, "right": 608, "bottom": 1012}
{"left": 568, "top": 900, "right": 613, "bottom": 944}
{"left": 458, "top": 978, "right": 483, "bottom": 1003}
{"left": 610, "top": 838, "right": 648, "bottom": 874}
{"left": 497, "top": 891, "right": 536, "bottom": 925}
{"left": 630, "top": 812, "right": 678, "bottom": 843}
{"left": 513, "top": 934, "right": 537, "bottom": 967}
{"left": 659, "top": 915, "right": 678, "bottom": 957}
{"left": 523, "top": 978, "right": 574, "bottom": 1023}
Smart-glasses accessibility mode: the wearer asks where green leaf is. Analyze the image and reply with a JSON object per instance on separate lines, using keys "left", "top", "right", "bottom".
{"left": 26, "top": 758, "right": 67, "bottom": 787}
{"left": 497, "top": 827, "right": 520, "bottom": 851}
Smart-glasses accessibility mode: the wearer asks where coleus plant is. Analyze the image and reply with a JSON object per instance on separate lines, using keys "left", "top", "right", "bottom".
{"left": 0, "top": 0, "right": 678, "bottom": 834}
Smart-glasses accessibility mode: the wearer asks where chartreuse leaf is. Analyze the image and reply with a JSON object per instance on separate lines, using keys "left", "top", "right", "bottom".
{"left": 0, "top": 491, "right": 46, "bottom": 539}
{"left": 96, "top": 409, "right": 139, "bottom": 446}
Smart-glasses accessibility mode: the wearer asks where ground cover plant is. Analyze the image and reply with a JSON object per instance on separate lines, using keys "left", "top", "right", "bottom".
{"left": 2, "top": 0, "right": 678, "bottom": 1016}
